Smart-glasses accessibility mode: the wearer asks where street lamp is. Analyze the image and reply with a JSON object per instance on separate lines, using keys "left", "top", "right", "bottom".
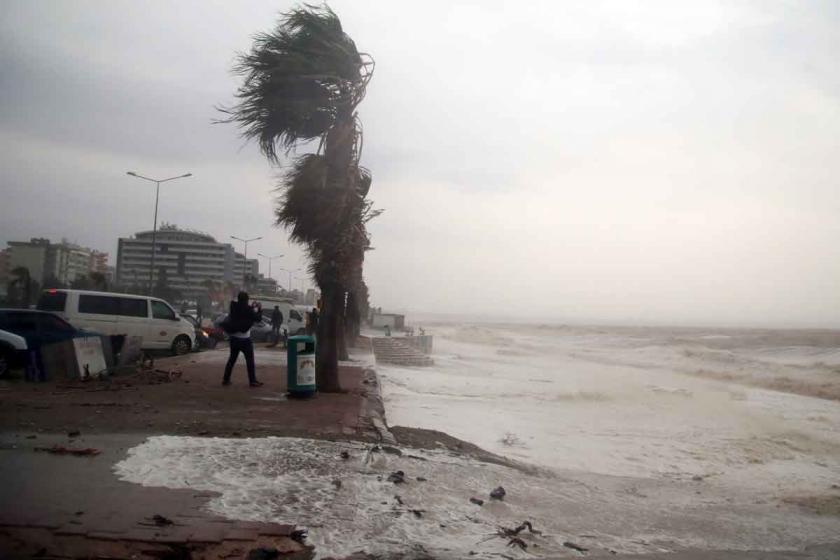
{"left": 257, "top": 253, "right": 283, "bottom": 282}
{"left": 278, "top": 267, "right": 300, "bottom": 293}
{"left": 126, "top": 171, "right": 192, "bottom": 295}
{"left": 231, "top": 235, "right": 262, "bottom": 285}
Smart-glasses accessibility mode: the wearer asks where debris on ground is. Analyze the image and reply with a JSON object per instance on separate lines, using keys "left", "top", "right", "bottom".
{"left": 332, "top": 479, "right": 342, "bottom": 489}
{"left": 507, "top": 537, "right": 527, "bottom": 550}
{"left": 563, "top": 541, "right": 589, "bottom": 552}
{"left": 416, "top": 476, "right": 427, "bottom": 482}
{"left": 247, "top": 546, "right": 280, "bottom": 560}
{"left": 387, "top": 470, "right": 406, "bottom": 484}
{"left": 470, "top": 497, "right": 484, "bottom": 506}
{"left": 25, "top": 435, "right": 37, "bottom": 439}
{"left": 155, "top": 368, "right": 183, "bottom": 381}
{"left": 394, "top": 495, "right": 404, "bottom": 505}
{"left": 340, "top": 450, "right": 350, "bottom": 460}
{"left": 498, "top": 521, "right": 541, "bottom": 537}
{"left": 152, "top": 514, "right": 174, "bottom": 526}
{"left": 290, "top": 529, "right": 307, "bottom": 544}
{"left": 34, "top": 446, "right": 100, "bottom": 456}
{"left": 410, "top": 509, "right": 424, "bottom": 518}
{"left": 68, "top": 430, "right": 81, "bottom": 438}
{"left": 490, "top": 486, "right": 506, "bottom": 500}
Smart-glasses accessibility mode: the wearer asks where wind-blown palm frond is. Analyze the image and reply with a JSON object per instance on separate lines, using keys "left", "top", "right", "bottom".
{"left": 219, "top": 4, "right": 374, "bottom": 162}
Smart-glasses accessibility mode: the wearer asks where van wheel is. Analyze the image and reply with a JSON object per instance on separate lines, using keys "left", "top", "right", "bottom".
{"left": 172, "top": 335, "right": 192, "bottom": 356}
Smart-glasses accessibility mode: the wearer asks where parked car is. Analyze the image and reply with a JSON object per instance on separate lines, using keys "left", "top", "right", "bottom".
{"left": 0, "top": 309, "right": 95, "bottom": 377}
{"left": 181, "top": 314, "right": 217, "bottom": 350}
{"left": 212, "top": 313, "right": 274, "bottom": 343}
{"left": 36, "top": 289, "right": 195, "bottom": 355}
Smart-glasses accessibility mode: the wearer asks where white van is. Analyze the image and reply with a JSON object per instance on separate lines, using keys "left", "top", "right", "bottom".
{"left": 36, "top": 289, "right": 195, "bottom": 355}
{"left": 250, "top": 296, "right": 308, "bottom": 335}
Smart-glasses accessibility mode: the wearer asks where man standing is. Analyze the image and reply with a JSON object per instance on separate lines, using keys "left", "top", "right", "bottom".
{"left": 308, "top": 307, "right": 319, "bottom": 337}
{"left": 222, "top": 291, "right": 263, "bottom": 387}
{"left": 270, "top": 305, "right": 283, "bottom": 343}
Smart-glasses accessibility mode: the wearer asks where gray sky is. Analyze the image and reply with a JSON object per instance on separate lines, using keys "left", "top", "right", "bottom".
{"left": 1, "top": 1, "right": 839, "bottom": 327}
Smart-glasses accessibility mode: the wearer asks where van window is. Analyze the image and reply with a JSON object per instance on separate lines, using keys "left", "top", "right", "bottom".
{"left": 36, "top": 291, "right": 67, "bottom": 312}
{"left": 151, "top": 301, "right": 176, "bottom": 321}
{"left": 79, "top": 294, "right": 119, "bottom": 315}
{"left": 118, "top": 298, "right": 148, "bottom": 318}
{"left": 290, "top": 310, "right": 303, "bottom": 321}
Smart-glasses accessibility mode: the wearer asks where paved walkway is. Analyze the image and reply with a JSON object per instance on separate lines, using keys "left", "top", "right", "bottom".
{"left": 0, "top": 345, "right": 386, "bottom": 558}
{"left": 1, "top": 345, "right": 384, "bottom": 440}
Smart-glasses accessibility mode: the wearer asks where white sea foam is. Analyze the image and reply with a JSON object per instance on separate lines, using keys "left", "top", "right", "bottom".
{"left": 379, "top": 323, "right": 840, "bottom": 496}
{"left": 114, "top": 435, "right": 840, "bottom": 559}
{"left": 112, "top": 324, "right": 840, "bottom": 557}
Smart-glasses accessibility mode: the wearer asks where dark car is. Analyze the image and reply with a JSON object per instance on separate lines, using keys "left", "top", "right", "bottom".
{"left": 181, "top": 314, "right": 218, "bottom": 350}
{"left": 0, "top": 309, "right": 93, "bottom": 377}
{"left": 212, "top": 313, "right": 274, "bottom": 343}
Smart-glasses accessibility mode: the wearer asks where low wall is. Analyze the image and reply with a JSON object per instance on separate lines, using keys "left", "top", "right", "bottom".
{"left": 403, "top": 335, "right": 433, "bottom": 355}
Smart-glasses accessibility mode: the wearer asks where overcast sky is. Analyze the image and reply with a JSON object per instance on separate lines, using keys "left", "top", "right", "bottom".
{"left": 1, "top": 1, "right": 838, "bottom": 327}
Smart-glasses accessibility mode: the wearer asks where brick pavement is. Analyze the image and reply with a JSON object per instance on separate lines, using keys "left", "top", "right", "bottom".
{"left": 0, "top": 345, "right": 388, "bottom": 559}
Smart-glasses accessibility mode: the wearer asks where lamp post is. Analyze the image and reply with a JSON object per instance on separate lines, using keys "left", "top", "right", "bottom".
{"left": 231, "top": 235, "right": 262, "bottom": 286}
{"left": 126, "top": 171, "right": 192, "bottom": 295}
{"left": 279, "top": 267, "right": 300, "bottom": 294}
{"left": 257, "top": 253, "right": 283, "bottom": 282}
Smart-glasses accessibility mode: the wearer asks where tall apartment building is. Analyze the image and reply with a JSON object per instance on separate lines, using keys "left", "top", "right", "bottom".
{"left": 115, "top": 226, "right": 258, "bottom": 298}
{"left": 4, "top": 238, "right": 109, "bottom": 286}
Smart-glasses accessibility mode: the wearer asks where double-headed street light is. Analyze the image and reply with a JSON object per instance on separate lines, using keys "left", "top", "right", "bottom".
{"left": 231, "top": 235, "right": 262, "bottom": 286}
{"left": 126, "top": 171, "right": 192, "bottom": 295}
{"left": 278, "top": 267, "right": 301, "bottom": 293}
{"left": 257, "top": 253, "right": 283, "bottom": 282}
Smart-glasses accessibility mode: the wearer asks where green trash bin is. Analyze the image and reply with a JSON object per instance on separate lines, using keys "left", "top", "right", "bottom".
{"left": 287, "top": 335, "right": 316, "bottom": 397}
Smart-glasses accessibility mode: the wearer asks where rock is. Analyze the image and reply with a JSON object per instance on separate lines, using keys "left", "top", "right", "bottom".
{"left": 387, "top": 470, "right": 406, "bottom": 484}
{"left": 340, "top": 450, "right": 350, "bottom": 460}
{"left": 490, "top": 486, "right": 506, "bottom": 500}
{"left": 380, "top": 445, "right": 403, "bottom": 456}
{"left": 290, "top": 529, "right": 307, "bottom": 543}
{"left": 416, "top": 476, "right": 427, "bottom": 482}
{"left": 152, "top": 514, "right": 174, "bottom": 527}
{"left": 68, "top": 430, "right": 81, "bottom": 438}
{"left": 332, "top": 479, "right": 342, "bottom": 489}
{"left": 470, "top": 497, "right": 484, "bottom": 506}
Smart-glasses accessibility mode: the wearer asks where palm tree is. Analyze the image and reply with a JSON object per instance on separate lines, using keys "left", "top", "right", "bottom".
{"left": 221, "top": 5, "right": 375, "bottom": 392}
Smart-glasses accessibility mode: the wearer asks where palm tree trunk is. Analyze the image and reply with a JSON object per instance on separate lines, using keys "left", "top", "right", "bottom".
{"left": 316, "top": 282, "right": 343, "bottom": 392}
{"left": 338, "top": 316, "right": 350, "bottom": 361}
{"left": 315, "top": 111, "right": 356, "bottom": 391}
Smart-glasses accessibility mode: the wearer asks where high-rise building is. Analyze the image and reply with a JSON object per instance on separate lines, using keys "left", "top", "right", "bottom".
{"left": 116, "top": 226, "right": 258, "bottom": 299}
{"left": 4, "top": 238, "right": 109, "bottom": 286}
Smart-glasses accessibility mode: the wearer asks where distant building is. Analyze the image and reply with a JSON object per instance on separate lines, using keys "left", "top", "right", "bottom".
{"left": 4, "top": 238, "right": 109, "bottom": 286}
{"left": 115, "top": 225, "right": 258, "bottom": 299}
{"left": 253, "top": 274, "right": 278, "bottom": 295}
{"left": 304, "top": 288, "right": 320, "bottom": 306}
{"left": 372, "top": 312, "right": 405, "bottom": 330}
{"left": 0, "top": 249, "right": 9, "bottom": 296}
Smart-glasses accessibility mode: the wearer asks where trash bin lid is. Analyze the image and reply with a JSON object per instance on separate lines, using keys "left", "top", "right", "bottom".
{"left": 288, "top": 335, "right": 315, "bottom": 343}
